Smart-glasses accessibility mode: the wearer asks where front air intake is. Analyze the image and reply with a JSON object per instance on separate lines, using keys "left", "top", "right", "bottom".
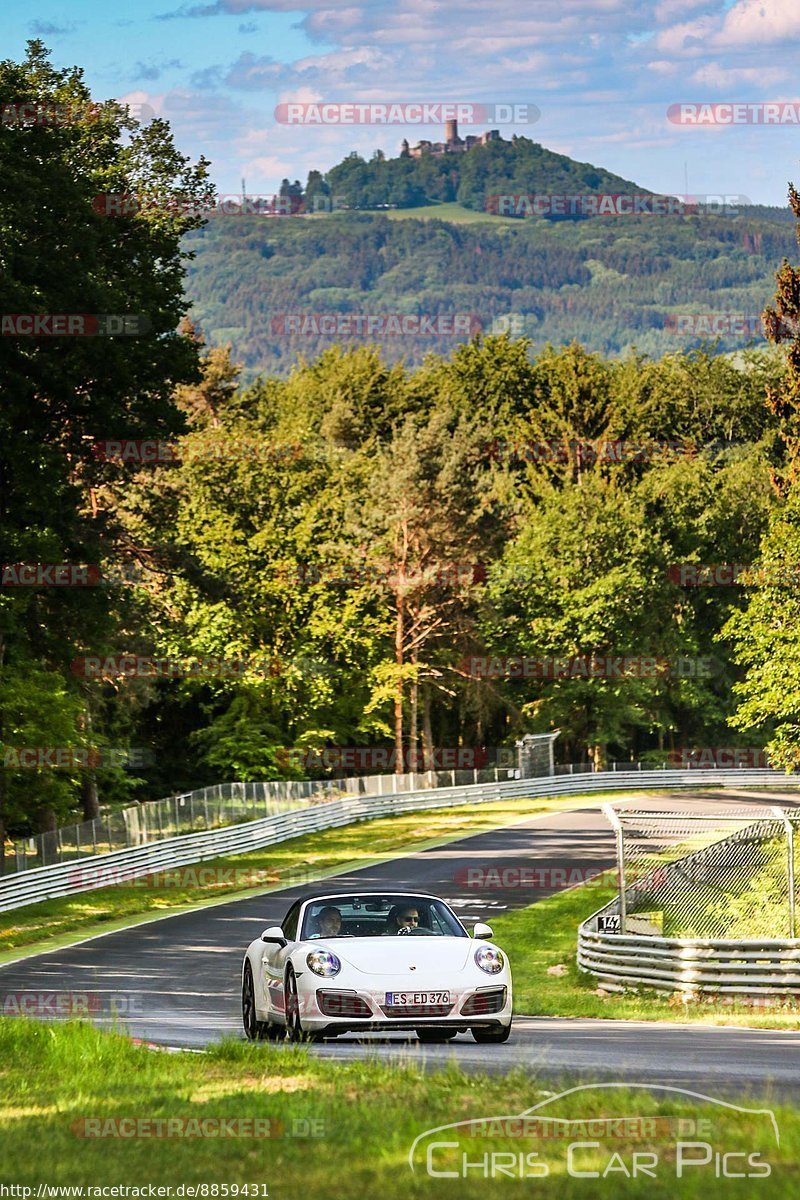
{"left": 461, "top": 987, "right": 507, "bottom": 1016}
{"left": 316, "top": 990, "right": 372, "bottom": 1018}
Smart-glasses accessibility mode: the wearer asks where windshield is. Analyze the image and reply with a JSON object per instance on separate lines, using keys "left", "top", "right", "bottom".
{"left": 300, "top": 894, "right": 467, "bottom": 940}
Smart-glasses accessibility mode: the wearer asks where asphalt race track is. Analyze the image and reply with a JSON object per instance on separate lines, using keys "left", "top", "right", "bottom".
{"left": 2, "top": 789, "right": 800, "bottom": 1097}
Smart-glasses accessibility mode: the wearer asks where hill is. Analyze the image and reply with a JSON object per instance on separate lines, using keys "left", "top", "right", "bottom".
{"left": 319, "top": 134, "right": 648, "bottom": 212}
{"left": 183, "top": 201, "right": 794, "bottom": 377}
{"left": 182, "top": 135, "right": 794, "bottom": 376}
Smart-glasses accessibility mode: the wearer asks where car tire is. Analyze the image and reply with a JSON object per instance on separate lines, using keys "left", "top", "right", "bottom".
{"left": 416, "top": 1029, "right": 458, "bottom": 1043}
{"left": 471, "top": 1023, "right": 511, "bottom": 1043}
{"left": 285, "top": 967, "right": 303, "bottom": 1042}
{"left": 285, "top": 966, "right": 325, "bottom": 1042}
{"left": 242, "top": 963, "right": 270, "bottom": 1041}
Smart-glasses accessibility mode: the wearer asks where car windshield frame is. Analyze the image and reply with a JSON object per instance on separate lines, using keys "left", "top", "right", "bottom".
{"left": 299, "top": 894, "right": 468, "bottom": 941}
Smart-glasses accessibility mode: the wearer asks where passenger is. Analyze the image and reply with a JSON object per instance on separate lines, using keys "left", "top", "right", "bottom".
{"left": 314, "top": 905, "right": 342, "bottom": 937}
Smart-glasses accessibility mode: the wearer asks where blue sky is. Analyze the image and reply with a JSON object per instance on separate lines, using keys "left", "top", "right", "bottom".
{"left": 3, "top": 0, "right": 799, "bottom": 204}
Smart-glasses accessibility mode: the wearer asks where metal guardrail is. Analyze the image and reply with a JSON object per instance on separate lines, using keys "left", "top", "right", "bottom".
{"left": 0, "top": 757, "right": 744, "bottom": 876}
{"left": 0, "top": 776, "right": 523, "bottom": 914}
{"left": 0, "top": 768, "right": 521, "bottom": 875}
{"left": 578, "top": 792, "right": 800, "bottom": 996}
{"left": 0, "top": 766, "right": 795, "bottom": 916}
{"left": 577, "top": 927, "right": 800, "bottom": 995}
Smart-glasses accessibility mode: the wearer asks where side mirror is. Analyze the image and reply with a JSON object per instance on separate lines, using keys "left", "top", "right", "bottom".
{"left": 261, "top": 926, "right": 287, "bottom": 947}
{"left": 473, "top": 922, "right": 494, "bottom": 940}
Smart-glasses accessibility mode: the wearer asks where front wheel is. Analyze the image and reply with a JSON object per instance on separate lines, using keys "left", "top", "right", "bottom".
{"left": 471, "top": 1023, "right": 511, "bottom": 1044}
{"left": 242, "top": 963, "right": 270, "bottom": 1041}
{"left": 285, "top": 967, "right": 325, "bottom": 1042}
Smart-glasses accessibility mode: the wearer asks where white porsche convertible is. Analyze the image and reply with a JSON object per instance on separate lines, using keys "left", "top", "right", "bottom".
{"left": 241, "top": 891, "right": 512, "bottom": 1043}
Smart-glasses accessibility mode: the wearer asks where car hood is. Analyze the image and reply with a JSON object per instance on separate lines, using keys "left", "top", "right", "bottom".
{"left": 327, "top": 936, "right": 476, "bottom": 976}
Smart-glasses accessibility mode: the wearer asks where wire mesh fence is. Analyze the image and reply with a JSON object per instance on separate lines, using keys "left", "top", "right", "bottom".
{"left": 605, "top": 804, "right": 800, "bottom": 939}
{"left": 0, "top": 767, "right": 520, "bottom": 875}
{"left": 2, "top": 757, "right": 780, "bottom": 878}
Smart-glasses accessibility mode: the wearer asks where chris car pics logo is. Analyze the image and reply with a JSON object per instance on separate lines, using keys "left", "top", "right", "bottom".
{"left": 408, "top": 1083, "right": 778, "bottom": 1180}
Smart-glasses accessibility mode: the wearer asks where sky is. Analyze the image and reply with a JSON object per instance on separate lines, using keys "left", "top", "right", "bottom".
{"left": 3, "top": 0, "right": 800, "bottom": 205}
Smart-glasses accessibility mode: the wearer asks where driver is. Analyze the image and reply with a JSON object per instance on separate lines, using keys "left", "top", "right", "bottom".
{"left": 314, "top": 905, "right": 342, "bottom": 938}
{"left": 386, "top": 905, "right": 420, "bottom": 935}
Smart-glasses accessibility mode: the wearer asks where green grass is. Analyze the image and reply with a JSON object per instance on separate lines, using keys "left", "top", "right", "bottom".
{"left": 306, "top": 200, "right": 515, "bottom": 224}
{"left": 495, "top": 876, "right": 800, "bottom": 1030}
{"left": 0, "top": 793, "right": 596, "bottom": 960}
{"left": 382, "top": 201, "right": 520, "bottom": 225}
{"left": 0, "top": 1018, "right": 794, "bottom": 1196}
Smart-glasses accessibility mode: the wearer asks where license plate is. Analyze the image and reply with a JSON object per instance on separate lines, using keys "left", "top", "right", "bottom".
{"left": 385, "top": 991, "right": 451, "bottom": 1005}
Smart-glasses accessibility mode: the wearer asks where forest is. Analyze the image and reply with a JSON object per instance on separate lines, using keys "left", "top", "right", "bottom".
{"left": 184, "top": 203, "right": 796, "bottom": 376}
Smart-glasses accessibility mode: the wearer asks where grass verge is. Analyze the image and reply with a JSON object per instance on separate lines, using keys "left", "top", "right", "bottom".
{"left": 0, "top": 1018, "right": 793, "bottom": 1197}
{"left": 383, "top": 201, "right": 521, "bottom": 224}
{"left": 494, "top": 878, "right": 800, "bottom": 1030}
{"left": 0, "top": 793, "right": 597, "bottom": 960}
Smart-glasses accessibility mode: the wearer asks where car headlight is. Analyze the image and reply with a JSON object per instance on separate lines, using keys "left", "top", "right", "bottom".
{"left": 474, "top": 945, "right": 505, "bottom": 975}
{"left": 306, "top": 949, "right": 341, "bottom": 977}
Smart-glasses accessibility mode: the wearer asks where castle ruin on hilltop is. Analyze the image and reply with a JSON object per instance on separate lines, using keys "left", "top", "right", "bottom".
{"left": 401, "top": 119, "right": 501, "bottom": 158}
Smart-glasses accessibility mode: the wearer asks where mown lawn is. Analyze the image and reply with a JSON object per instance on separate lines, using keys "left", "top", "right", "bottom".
{"left": 383, "top": 201, "right": 520, "bottom": 225}
{"left": 0, "top": 1018, "right": 794, "bottom": 1197}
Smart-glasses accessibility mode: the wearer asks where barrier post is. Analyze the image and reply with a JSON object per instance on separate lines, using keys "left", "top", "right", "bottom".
{"left": 772, "top": 806, "right": 796, "bottom": 938}
{"left": 602, "top": 803, "right": 626, "bottom": 934}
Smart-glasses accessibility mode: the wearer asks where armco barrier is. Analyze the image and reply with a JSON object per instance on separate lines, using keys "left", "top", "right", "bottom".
{"left": 2, "top": 768, "right": 518, "bottom": 874}
{"left": 578, "top": 927, "right": 800, "bottom": 996}
{"left": 0, "top": 768, "right": 794, "bottom": 915}
{"left": 578, "top": 788, "right": 800, "bottom": 997}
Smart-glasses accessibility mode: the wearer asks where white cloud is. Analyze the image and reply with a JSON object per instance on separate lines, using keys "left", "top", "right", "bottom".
{"left": 718, "top": 0, "right": 800, "bottom": 47}
{"left": 655, "top": 0, "right": 800, "bottom": 57}
{"left": 691, "top": 62, "right": 790, "bottom": 89}
{"left": 654, "top": 15, "right": 716, "bottom": 54}
{"left": 646, "top": 59, "right": 679, "bottom": 75}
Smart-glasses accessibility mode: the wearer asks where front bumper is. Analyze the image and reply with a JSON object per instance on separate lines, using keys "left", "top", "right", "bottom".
{"left": 299, "top": 981, "right": 512, "bottom": 1034}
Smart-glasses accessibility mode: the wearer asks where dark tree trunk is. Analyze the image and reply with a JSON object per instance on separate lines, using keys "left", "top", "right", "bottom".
{"left": 422, "top": 687, "right": 434, "bottom": 772}
{"left": 409, "top": 648, "right": 418, "bottom": 772}
{"left": 394, "top": 590, "right": 404, "bottom": 774}
{"left": 81, "top": 772, "right": 100, "bottom": 821}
